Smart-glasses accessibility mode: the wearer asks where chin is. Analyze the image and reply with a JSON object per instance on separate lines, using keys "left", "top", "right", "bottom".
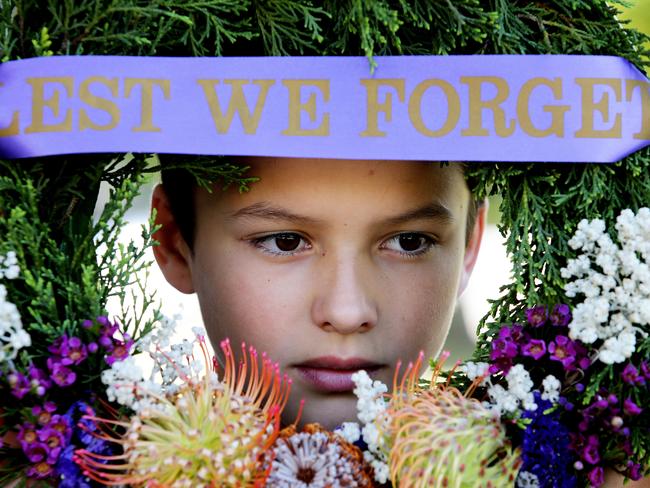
{"left": 282, "top": 394, "right": 359, "bottom": 431}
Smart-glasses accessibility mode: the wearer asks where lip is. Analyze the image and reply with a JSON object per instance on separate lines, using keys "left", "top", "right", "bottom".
{"left": 293, "top": 356, "right": 385, "bottom": 393}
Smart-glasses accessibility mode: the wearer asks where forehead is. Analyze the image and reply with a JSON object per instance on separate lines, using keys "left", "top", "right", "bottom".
{"left": 199, "top": 157, "right": 469, "bottom": 215}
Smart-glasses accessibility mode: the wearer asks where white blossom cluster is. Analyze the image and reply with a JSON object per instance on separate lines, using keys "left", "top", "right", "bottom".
{"left": 486, "top": 364, "right": 537, "bottom": 415}
{"left": 461, "top": 363, "right": 561, "bottom": 416}
{"left": 0, "top": 251, "right": 20, "bottom": 279}
{"left": 350, "top": 370, "right": 390, "bottom": 484}
{"left": 101, "top": 313, "right": 203, "bottom": 413}
{"left": 458, "top": 361, "right": 490, "bottom": 386}
{"left": 0, "top": 252, "right": 30, "bottom": 364}
{"left": 561, "top": 208, "right": 650, "bottom": 364}
{"left": 516, "top": 471, "right": 541, "bottom": 488}
{"left": 101, "top": 355, "right": 163, "bottom": 413}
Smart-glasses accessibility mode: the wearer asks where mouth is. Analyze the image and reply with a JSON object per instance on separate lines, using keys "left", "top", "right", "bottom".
{"left": 292, "top": 357, "right": 385, "bottom": 393}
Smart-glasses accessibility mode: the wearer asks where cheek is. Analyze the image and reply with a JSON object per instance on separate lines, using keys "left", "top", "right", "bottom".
{"left": 192, "top": 249, "right": 309, "bottom": 354}
{"left": 379, "top": 249, "right": 464, "bottom": 358}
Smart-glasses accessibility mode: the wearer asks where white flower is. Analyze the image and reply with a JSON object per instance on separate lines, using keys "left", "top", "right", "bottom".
{"left": 351, "top": 370, "right": 390, "bottom": 483}
{"left": 458, "top": 361, "right": 490, "bottom": 386}
{"left": 517, "top": 471, "right": 541, "bottom": 488}
{"left": 541, "top": 375, "right": 561, "bottom": 403}
{"left": 0, "top": 261, "right": 30, "bottom": 364}
{"left": 562, "top": 209, "right": 650, "bottom": 364}
{"left": 334, "top": 422, "right": 361, "bottom": 444}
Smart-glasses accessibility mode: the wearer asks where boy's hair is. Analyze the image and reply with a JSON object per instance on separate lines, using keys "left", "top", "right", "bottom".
{"left": 160, "top": 163, "right": 481, "bottom": 252}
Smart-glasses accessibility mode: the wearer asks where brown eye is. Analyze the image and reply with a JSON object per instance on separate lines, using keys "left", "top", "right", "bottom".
{"left": 274, "top": 234, "right": 301, "bottom": 251}
{"left": 382, "top": 232, "right": 435, "bottom": 257}
{"left": 252, "top": 232, "right": 311, "bottom": 255}
{"left": 398, "top": 234, "right": 425, "bottom": 252}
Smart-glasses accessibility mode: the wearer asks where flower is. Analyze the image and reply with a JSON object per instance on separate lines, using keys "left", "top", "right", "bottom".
{"left": 549, "top": 304, "right": 572, "bottom": 327}
{"left": 623, "top": 398, "right": 642, "bottom": 416}
{"left": 386, "top": 353, "right": 521, "bottom": 487}
{"left": 0, "top": 282, "right": 31, "bottom": 364}
{"left": 562, "top": 209, "right": 650, "bottom": 365}
{"left": 518, "top": 393, "right": 577, "bottom": 488}
{"left": 526, "top": 306, "right": 548, "bottom": 327}
{"left": 548, "top": 335, "right": 589, "bottom": 371}
{"left": 265, "top": 423, "right": 373, "bottom": 487}
{"left": 46, "top": 358, "right": 76, "bottom": 387}
{"left": 521, "top": 339, "right": 547, "bottom": 360}
{"left": 76, "top": 337, "right": 291, "bottom": 486}
{"left": 587, "top": 466, "right": 605, "bottom": 487}
{"left": 541, "top": 375, "right": 561, "bottom": 403}
{"left": 621, "top": 363, "right": 644, "bottom": 385}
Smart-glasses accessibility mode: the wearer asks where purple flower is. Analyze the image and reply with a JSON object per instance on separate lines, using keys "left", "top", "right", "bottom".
{"left": 550, "top": 304, "right": 572, "bottom": 327}
{"left": 587, "top": 467, "right": 605, "bottom": 487}
{"left": 105, "top": 335, "right": 134, "bottom": 365}
{"left": 59, "top": 335, "right": 88, "bottom": 366}
{"left": 17, "top": 422, "right": 39, "bottom": 449}
{"left": 47, "top": 359, "right": 76, "bottom": 387}
{"left": 526, "top": 305, "right": 548, "bottom": 327}
{"left": 641, "top": 362, "right": 650, "bottom": 381}
{"left": 47, "top": 335, "right": 65, "bottom": 355}
{"left": 582, "top": 435, "right": 600, "bottom": 465}
{"left": 621, "top": 363, "right": 643, "bottom": 386}
{"left": 32, "top": 402, "right": 57, "bottom": 425}
{"left": 627, "top": 461, "right": 643, "bottom": 481}
{"left": 23, "top": 441, "right": 52, "bottom": 463}
{"left": 8, "top": 371, "right": 30, "bottom": 398}
{"left": 548, "top": 335, "right": 577, "bottom": 369}
{"left": 28, "top": 364, "right": 52, "bottom": 396}
{"left": 82, "top": 319, "right": 94, "bottom": 329}
{"left": 26, "top": 461, "right": 56, "bottom": 479}
{"left": 37, "top": 427, "right": 65, "bottom": 460}
{"left": 88, "top": 342, "right": 98, "bottom": 353}
{"left": 623, "top": 398, "right": 642, "bottom": 416}
{"left": 521, "top": 338, "right": 547, "bottom": 360}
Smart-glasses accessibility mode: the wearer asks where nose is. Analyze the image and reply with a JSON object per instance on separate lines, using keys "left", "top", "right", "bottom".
{"left": 311, "top": 252, "right": 378, "bottom": 334}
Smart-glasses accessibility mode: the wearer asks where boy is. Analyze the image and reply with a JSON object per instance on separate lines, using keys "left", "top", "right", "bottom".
{"left": 151, "top": 157, "right": 486, "bottom": 429}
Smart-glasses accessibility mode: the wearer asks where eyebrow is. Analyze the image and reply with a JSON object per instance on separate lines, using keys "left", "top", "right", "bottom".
{"left": 382, "top": 202, "right": 455, "bottom": 226}
{"left": 229, "top": 201, "right": 454, "bottom": 227}
{"left": 229, "top": 202, "right": 324, "bottom": 225}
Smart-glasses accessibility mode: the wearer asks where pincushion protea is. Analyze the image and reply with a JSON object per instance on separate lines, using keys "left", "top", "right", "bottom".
{"left": 264, "top": 423, "right": 375, "bottom": 487}
{"left": 387, "top": 353, "right": 522, "bottom": 488}
{"left": 75, "top": 337, "right": 291, "bottom": 487}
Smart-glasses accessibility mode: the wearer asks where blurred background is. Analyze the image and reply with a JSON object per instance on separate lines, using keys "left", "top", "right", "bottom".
{"left": 104, "top": 0, "right": 650, "bottom": 362}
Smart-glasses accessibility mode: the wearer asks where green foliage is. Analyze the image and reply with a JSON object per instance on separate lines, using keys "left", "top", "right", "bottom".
{"left": 0, "top": 157, "right": 159, "bottom": 349}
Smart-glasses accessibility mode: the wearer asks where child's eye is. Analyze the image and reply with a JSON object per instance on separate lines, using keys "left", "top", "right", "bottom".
{"left": 251, "top": 233, "right": 311, "bottom": 256}
{"left": 381, "top": 233, "right": 436, "bottom": 257}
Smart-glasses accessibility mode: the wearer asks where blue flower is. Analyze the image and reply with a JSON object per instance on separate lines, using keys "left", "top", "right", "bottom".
{"left": 518, "top": 393, "right": 577, "bottom": 488}
{"left": 56, "top": 401, "right": 113, "bottom": 487}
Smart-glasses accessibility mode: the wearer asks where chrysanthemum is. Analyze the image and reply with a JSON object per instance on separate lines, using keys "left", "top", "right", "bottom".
{"left": 387, "top": 353, "right": 522, "bottom": 487}
{"left": 75, "top": 337, "right": 291, "bottom": 487}
{"left": 265, "top": 423, "right": 374, "bottom": 487}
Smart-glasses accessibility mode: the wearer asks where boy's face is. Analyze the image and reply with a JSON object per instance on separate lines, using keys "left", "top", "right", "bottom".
{"left": 153, "top": 158, "right": 484, "bottom": 429}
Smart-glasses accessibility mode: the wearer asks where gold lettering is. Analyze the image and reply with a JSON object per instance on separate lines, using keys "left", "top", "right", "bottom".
{"left": 626, "top": 79, "right": 650, "bottom": 140}
{"left": 360, "top": 79, "right": 405, "bottom": 137}
{"left": 0, "top": 82, "right": 19, "bottom": 136}
{"left": 124, "top": 78, "right": 171, "bottom": 132}
{"left": 79, "top": 77, "right": 120, "bottom": 131}
{"left": 25, "top": 77, "right": 73, "bottom": 133}
{"left": 517, "top": 78, "right": 570, "bottom": 138}
{"left": 281, "top": 79, "right": 330, "bottom": 136}
{"left": 197, "top": 79, "right": 275, "bottom": 134}
{"left": 575, "top": 78, "right": 622, "bottom": 139}
{"left": 408, "top": 79, "right": 460, "bottom": 137}
{"left": 461, "top": 76, "right": 515, "bottom": 137}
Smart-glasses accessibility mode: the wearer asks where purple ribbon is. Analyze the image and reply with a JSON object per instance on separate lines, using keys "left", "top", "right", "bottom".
{"left": 0, "top": 55, "right": 648, "bottom": 161}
